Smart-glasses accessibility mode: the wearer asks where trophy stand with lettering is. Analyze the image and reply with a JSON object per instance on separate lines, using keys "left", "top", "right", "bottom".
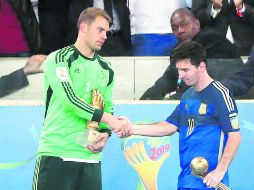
{"left": 76, "top": 89, "right": 104, "bottom": 147}
{"left": 190, "top": 157, "right": 232, "bottom": 190}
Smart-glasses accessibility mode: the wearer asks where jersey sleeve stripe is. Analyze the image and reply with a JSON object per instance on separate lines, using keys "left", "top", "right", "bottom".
{"left": 215, "top": 81, "right": 234, "bottom": 111}
{"left": 62, "top": 82, "right": 95, "bottom": 114}
{"left": 213, "top": 81, "right": 234, "bottom": 112}
{"left": 55, "top": 47, "right": 67, "bottom": 64}
{"left": 55, "top": 46, "right": 74, "bottom": 64}
{"left": 60, "top": 46, "right": 74, "bottom": 63}
{"left": 63, "top": 82, "right": 95, "bottom": 112}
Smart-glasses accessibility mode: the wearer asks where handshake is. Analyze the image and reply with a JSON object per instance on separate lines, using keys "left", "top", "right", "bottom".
{"left": 101, "top": 113, "right": 133, "bottom": 138}
{"left": 88, "top": 89, "right": 133, "bottom": 138}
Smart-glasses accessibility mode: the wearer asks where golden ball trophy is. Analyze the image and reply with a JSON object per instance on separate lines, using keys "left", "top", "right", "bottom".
{"left": 190, "top": 157, "right": 232, "bottom": 190}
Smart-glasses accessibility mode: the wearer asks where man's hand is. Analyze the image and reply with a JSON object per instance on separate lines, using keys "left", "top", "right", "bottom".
{"left": 86, "top": 132, "right": 109, "bottom": 153}
{"left": 23, "top": 54, "right": 47, "bottom": 75}
{"left": 101, "top": 112, "right": 132, "bottom": 137}
{"left": 111, "top": 118, "right": 131, "bottom": 137}
{"left": 115, "top": 116, "right": 133, "bottom": 137}
{"left": 212, "top": 0, "right": 223, "bottom": 10}
{"left": 233, "top": 0, "right": 243, "bottom": 10}
{"left": 203, "top": 168, "right": 225, "bottom": 188}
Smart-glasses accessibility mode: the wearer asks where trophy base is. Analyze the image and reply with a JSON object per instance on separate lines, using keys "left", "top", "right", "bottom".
{"left": 76, "top": 129, "right": 100, "bottom": 147}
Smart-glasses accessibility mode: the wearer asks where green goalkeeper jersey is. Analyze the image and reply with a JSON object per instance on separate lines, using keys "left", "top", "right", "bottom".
{"left": 37, "top": 45, "right": 114, "bottom": 161}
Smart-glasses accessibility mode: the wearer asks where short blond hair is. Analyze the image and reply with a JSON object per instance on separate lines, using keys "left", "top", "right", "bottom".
{"left": 77, "top": 7, "right": 112, "bottom": 30}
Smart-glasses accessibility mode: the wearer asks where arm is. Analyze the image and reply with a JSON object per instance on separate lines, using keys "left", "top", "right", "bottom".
{"left": 131, "top": 121, "right": 178, "bottom": 137}
{"left": 87, "top": 77, "right": 127, "bottom": 152}
{"left": 45, "top": 53, "right": 129, "bottom": 134}
{"left": 140, "top": 65, "right": 178, "bottom": 100}
{"left": 221, "top": 63, "right": 254, "bottom": 96}
{"left": 101, "top": 112, "right": 129, "bottom": 134}
{"left": 215, "top": 132, "right": 241, "bottom": 174}
{"left": 98, "top": 75, "right": 115, "bottom": 131}
{"left": 204, "top": 132, "right": 241, "bottom": 187}
{"left": 203, "top": 90, "right": 240, "bottom": 188}
{"left": 23, "top": 54, "right": 47, "bottom": 75}
{"left": 221, "top": 46, "right": 254, "bottom": 96}
{"left": 0, "top": 55, "right": 46, "bottom": 98}
{"left": 44, "top": 53, "right": 104, "bottom": 122}
{"left": 0, "top": 69, "right": 28, "bottom": 98}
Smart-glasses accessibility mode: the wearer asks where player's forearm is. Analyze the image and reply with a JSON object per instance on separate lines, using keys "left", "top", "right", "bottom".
{"left": 216, "top": 132, "right": 241, "bottom": 173}
{"left": 100, "top": 112, "right": 122, "bottom": 131}
{"left": 132, "top": 121, "right": 177, "bottom": 137}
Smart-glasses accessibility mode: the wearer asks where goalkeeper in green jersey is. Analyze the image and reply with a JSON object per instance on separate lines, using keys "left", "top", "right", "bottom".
{"left": 32, "top": 7, "right": 130, "bottom": 190}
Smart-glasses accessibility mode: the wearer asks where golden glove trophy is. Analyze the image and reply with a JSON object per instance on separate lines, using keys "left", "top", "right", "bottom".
{"left": 190, "top": 157, "right": 232, "bottom": 190}
{"left": 76, "top": 89, "right": 104, "bottom": 147}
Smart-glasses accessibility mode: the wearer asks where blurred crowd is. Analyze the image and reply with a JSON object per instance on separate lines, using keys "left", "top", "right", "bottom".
{"left": 1, "top": 0, "right": 254, "bottom": 57}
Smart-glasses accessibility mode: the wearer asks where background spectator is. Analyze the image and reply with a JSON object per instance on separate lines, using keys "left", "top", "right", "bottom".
{"left": 0, "top": 0, "right": 41, "bottom": 57}
{"left": 140, "top": 8, "right": 244, "bottom": 100}
{"left": 128, "top": 0, "right": 186, "bottom": 56}
{"left": 222, "top": 45, "right": 254, "bottom": 97}
{"left": 190, "top": 0, "right": 254, "bottom": 55}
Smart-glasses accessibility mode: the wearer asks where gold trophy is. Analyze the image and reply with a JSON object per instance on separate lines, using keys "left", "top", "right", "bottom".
{"left": 76, "top": 89, "right": 104, "bottom": 147}
{"left": 190, "top": 157, "right": 232, "bottom": 190}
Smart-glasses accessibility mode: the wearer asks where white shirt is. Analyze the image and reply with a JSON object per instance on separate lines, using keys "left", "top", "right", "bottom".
{"left": 127, "top": 0, "right": 186, "bottom": 35}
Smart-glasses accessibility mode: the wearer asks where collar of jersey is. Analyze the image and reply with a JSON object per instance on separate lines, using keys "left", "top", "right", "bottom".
{"left": 71, "top": 44, "right": 97, "bottom": 61}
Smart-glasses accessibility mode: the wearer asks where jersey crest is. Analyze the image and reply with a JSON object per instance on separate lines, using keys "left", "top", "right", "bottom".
{"left": 198, "top": 103, "right": 207, "bottom": 115}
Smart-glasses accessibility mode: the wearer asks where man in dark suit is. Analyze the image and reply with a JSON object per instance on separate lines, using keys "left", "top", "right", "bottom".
{"left": 0, "top": 55, "right": 46, "bottom": 98}
{"left": 140, "top": 8, "right": 245, "bottom": 100}
{"left": 39, "top": 0, "right": 131, "bottom": 56}
{"left": 222, "top": 45, "right": 254, "bottom": 97}
{"left": 191, "top": 0, "right": 254, "bottom": 55}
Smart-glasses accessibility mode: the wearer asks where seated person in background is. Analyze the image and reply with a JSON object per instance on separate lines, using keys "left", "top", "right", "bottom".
{"left": 0, "top": 0, "right": 41, "bottom": 57}
{"left": 128, "top": 0, "right": 186, "bottom": 56}
{"left": 190, "top": 0, "right": 254, "bottom": 56}
{"left": 140, "top": 8, "right": 244, "bottom": 100}
{"left": 222, "top": 45, "right": 254, "bottom": 97}
{"left": 0, "top": 54, "right": 46, "bottom": 97}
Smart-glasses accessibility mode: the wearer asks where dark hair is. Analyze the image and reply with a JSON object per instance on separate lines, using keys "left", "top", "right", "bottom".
{"left": 77, "top": 7, "right": 112, "bottom": 30}
{"left": 170, "top": 41, "right": 207, "bottom": 67}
